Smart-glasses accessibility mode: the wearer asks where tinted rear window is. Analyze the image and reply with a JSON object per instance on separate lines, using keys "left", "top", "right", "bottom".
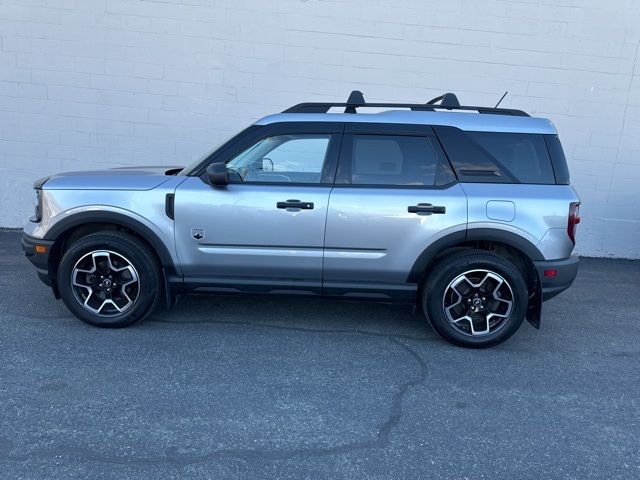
{"left": 434, "top": 126, "right": 557, "bottom": 184}
{"left": 467, "top": 131, "right": 555, "bottom": 184}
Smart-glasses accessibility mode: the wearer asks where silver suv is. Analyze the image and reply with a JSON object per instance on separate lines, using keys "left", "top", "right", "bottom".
{"left": 22, "top": 91, "right": 580, "bottom": 348}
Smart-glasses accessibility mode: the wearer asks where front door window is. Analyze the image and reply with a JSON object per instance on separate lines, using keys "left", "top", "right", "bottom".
{"left": 226, "top": 134, "right": 332, "bottom": 184}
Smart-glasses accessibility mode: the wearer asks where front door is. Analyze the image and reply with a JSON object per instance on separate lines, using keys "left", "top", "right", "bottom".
{"left": 174, "top": 124, "right": 342, "bottom": 294}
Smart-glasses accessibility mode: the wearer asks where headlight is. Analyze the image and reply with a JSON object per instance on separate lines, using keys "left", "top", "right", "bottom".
{"left": 30, "top": 189, "right": 42, "bottom": 223}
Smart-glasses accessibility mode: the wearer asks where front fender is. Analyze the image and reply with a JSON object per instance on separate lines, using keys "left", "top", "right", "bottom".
{"left": 42, "top": 206, "right": 179, "bottom": 275}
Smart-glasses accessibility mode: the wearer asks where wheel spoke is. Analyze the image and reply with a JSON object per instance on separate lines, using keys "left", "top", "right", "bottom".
{"left": 445, "top": 279, "right": 469, "bottom": 323}
{"left": 104, "top": 299, "right": 124, "bottom": 313}
{"left": 118, "top": 266, "right": 138, "bottom": 286}
{"left": 453, "top": 276, "right": 474, "bottom": 296}
{"left": 445, "top": 302, "right": 466, "bottom": 322}
{"left": 84, "top": 294, "right": 98, "bottom": 312}
{"left": 492, "top": 284, "right": 512, "bottom": 307}
{"left": 469, "top": 314, "right": 490, "bottom": 336}
{"left": 72, "top": 271, "right": 93, "bottom": 290}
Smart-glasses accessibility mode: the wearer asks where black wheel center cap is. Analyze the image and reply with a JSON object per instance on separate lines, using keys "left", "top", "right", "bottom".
{"left": 472, "top": 298, "right": 482, "bottom": 306}
{"left": 101, "top": 279, "right": 112, "bottom": 288}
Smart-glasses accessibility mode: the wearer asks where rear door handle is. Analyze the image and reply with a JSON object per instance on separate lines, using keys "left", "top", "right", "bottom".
{"left": 277, "top": 199, "right": 314, "bottom": 210}
{"left": 408, "top": 203, "right": 446, "bottom": 214}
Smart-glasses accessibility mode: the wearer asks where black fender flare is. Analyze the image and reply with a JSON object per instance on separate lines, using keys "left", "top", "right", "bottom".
{"left": 407, "top": 228, "right": 544, "bottom": 283}
{"left": 465, "top": 228, "right": 544, "bottom": 262}
{"left": 44, "top": 210, "right": 178, "bottom": 275}
{"left": 407, "top": 231, "right": 466, "bottom": 283}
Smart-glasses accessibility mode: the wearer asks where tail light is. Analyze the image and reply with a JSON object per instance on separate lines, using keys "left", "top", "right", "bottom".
{"left": 568, "top": 202, "right": 581, "bottom": 244}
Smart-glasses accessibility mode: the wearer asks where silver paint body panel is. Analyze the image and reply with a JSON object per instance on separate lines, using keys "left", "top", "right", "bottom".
{"left": 173, "top": 178, "right": 330, "bottom": 289}
{"left": 23, "top": 175, "right": 187, "bottom": 271}
{"left": 43, "top": 166, "right": 179, "bottom": 190}
{"left": 323, "top": 184, "right": 467, "bottom": 285}
{"left": 461, "top": 183, "right": 579, "bottom": 260}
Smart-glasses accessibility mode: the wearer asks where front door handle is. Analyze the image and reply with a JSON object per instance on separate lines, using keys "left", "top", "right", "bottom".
{"left": 408, "top": 203, "right": 446, "bottom": 214}
{"left": 277, "top": 199, "right": 314, "bottom": 210}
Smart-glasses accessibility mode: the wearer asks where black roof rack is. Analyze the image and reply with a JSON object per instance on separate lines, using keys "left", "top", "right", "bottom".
{"left": 283, "top": 90, "right": 529, "bottom": 117}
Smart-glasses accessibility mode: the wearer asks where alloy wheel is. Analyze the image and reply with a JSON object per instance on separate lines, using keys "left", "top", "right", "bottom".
{"left": 442, "top": 269, "right": 514, "bottom": 336}
{"left": 71, "top": 250, "right": 140, "bottom": 317}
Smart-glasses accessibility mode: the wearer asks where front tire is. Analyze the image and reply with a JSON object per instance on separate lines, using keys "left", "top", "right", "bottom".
{"left": 57, "top": 231, "right": 162, "bottom": 327}
{"left": 422, "top": 250, "right": 528, "bottom": 348}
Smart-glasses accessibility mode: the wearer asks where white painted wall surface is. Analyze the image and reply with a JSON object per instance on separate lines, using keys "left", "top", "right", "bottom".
{"left": 1, "top": 0, "right": 639, "bottom": 257}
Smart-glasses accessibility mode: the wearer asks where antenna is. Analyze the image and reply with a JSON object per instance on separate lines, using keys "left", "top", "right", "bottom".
{"left": 495, "top": 91, "right": 508, "bottom": 108}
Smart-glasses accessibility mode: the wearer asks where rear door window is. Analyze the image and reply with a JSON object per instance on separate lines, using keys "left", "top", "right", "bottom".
{"left": 336, "top": 133, "right": 456, "bottom": 186}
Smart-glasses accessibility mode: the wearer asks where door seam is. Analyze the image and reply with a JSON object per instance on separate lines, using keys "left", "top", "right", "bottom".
{"left": 321, "top": 125, "right": 345, "bottom": 293}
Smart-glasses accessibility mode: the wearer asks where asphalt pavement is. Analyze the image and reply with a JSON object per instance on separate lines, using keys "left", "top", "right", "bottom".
{"left": 1, "top": 230, "right": 639, "bottom": 479}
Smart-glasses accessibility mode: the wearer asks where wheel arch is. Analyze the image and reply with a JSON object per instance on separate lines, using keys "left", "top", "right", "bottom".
{"left": 409, "top": 229, "right": 544, "bottom": 328}
{"left": 408, "top": 229, "right": 544, "bottom": 283}
{"left": 44, "top": 211, "right": 178, "bottom": 278}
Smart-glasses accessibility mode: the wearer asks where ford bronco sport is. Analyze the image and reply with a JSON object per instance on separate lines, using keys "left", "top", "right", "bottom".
{"left": 22, "top": 91, "right": 580, "bottom": 348}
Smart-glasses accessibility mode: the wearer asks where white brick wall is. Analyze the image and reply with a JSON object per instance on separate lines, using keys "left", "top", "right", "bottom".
{"left": 1, "top": 0, "right": 639, "bottom": 258}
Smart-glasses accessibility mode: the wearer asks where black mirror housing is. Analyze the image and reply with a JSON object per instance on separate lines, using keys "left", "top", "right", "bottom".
{"left": 206, "top": 162, "right": 229, "bottom": 186}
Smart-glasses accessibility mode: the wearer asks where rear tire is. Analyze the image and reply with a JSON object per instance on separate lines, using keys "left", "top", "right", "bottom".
{"left": 57, "top": 231, "right": 162, "bottom": 328}
{"left": 422, "top": 250, "right": 528, "bottom": 348}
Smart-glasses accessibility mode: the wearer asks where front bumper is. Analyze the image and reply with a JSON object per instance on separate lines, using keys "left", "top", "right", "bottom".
{"left": 21, "top": 233, "right": 55, "bottom": 287}
{"left": 533, "top": 255, "right": 579, "bottom": 301}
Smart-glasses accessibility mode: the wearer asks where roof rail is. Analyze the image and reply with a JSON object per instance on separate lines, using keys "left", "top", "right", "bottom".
{"left": 283, "top": 90, "right": 529, "bottom": 117}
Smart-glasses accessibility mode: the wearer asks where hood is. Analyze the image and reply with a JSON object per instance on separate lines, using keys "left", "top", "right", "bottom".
{"left": 40, "top": 166, "right": 184, "bottom": 190}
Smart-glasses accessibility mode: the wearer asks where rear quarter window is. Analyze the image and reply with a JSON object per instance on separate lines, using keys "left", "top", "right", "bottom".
{"left": 544, "top": 135, "right": 570, "bottom": 185}
{"left": 434, "top": 126, "right": 558, "bottom": 185}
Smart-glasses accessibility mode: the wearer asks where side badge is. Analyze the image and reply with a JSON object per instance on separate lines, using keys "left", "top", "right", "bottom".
{"left": 191, "top": 228, "right": 205, "bottom": 240}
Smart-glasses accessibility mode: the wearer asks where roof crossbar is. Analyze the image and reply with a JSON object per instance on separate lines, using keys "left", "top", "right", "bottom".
{"left": 283, "top": 90, "right": 529, "bottom": 117}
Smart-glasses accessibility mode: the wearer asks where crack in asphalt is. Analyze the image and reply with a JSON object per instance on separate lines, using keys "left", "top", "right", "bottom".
{"left": 2, "top": 310, "right": 437, "bottom": 342}
{"left": 151, "top": 315, "right": 436, "bottom": 343}
{"left": 0, "top": 314, "right": 429, "bottom": 466}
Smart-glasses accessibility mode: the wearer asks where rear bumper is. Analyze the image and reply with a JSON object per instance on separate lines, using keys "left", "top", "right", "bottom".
{"left": 21, "top": 233, "right": 55, "bottom": 287}
{"left": 534, "top": 256, "right": 579, "bottom": 301}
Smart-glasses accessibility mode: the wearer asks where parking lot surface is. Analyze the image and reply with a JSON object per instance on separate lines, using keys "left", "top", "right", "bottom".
{"left": 1, "top": 231, "right": 639, "bottom": 479}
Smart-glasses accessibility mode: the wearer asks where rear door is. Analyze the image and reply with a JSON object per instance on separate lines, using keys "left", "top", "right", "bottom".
{"left": 323, "top": 123, "right": 467, "bottom": 299}
{"left": 174, "top": 122, "right": 342, "bottom": 294}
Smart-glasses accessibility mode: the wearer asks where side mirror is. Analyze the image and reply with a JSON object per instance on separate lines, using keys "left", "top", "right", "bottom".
{"left": 206, "top": 162, "right": 229, "bottom": 187}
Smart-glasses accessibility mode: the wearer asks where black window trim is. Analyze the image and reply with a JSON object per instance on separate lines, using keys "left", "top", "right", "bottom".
{"left": 188, "top": 125, "right": 259, "bottom": 177}
{"left": 543, "top": 134, "right": 570, "bottom": 185}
